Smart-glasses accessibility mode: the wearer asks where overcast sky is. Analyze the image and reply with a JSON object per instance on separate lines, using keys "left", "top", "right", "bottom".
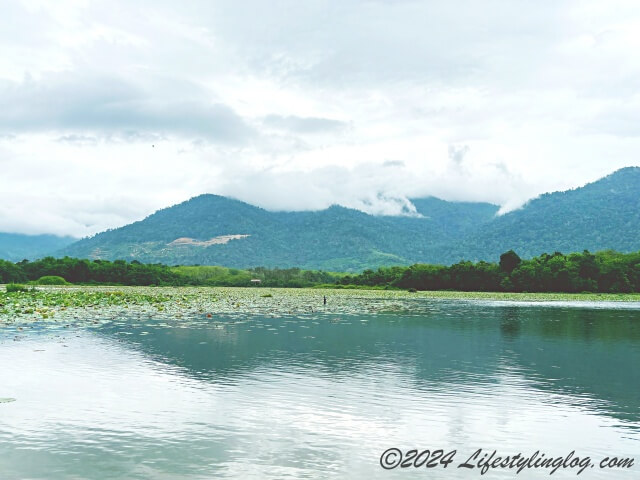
{"left": 1, "top": 0, "right": 639, "bottom": 237}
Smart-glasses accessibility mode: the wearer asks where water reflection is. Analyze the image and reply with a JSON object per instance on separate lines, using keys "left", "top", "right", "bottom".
{"left": 0, "top": 300, "right": 638, "bottom": 479}
{"left": 97, "top": 303, "right": 640, "bottom": 422}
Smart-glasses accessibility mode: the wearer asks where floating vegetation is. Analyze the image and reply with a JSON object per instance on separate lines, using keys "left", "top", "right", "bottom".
{"left": 0, "top": 285, "right": 639, "bottom": 327}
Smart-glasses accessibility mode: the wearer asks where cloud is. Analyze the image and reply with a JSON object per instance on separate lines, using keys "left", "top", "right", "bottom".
{"left": 262, "top": 115, "right": 347, "bottom": 134}
{"left": 210, "top": 158, "right": 535, "bottom": 218}
{"left": 582, "top": 101, "right": 640, "bottom": 138}
{"left": 0, "top": 72, "right": 254, "bottom": 143}
{"left": 382, "top": 160, "right": 404, "bottom": 168}
{"left": 56, "top": 134, "right": 99, "bottom": 146}
{"left": 0, "top": 0, "right": 640, "bottom": 237}
{"left": 203, "top": 0, "right": 565, "bottom": 90}
{"left": 448, "top": 144, "right": 470, "bottom": 167}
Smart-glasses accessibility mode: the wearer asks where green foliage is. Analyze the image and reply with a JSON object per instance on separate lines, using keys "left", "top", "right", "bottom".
{"left": 1, "top": 249, "right": 639, "bottom": 293}
{"left": 171, "top": 265, "right": 252, "bottom": 286}
{"left": 35, "top": 275, "right": 68, "bottom": 285}
{"left": 170, "top": 265, "right": 344, "bottom": 288}
{"left": 6, "top": 283, "right": 30, "bottom": 293}
{"left": 0, "top": 256, "right": 343, "bottom": 288}
{"left": 1, "top": 257, "right": 187, "bottom": 286}
{"left": 499, "top": 250, "right": 521, "bottom": 273}
{"left": 339, "top": 249, "right": 640, "bottom": 294}
{"left": 0, "top": 259, "right": 27, "bottom": 283}
{"left": 247, "top": 267, "right": 342, "bottom": 288}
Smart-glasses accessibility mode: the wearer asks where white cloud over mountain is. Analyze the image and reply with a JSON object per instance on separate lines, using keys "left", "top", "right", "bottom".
{"left": 1, "top": 0, "right": 639, "bottom": 236}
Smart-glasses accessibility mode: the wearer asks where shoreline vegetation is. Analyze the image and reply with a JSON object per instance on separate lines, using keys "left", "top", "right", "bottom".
{"left": 1, "top": 249, "right": 640, "bottom": 293}
{"left": 2, "top": 247, "right": 640, "bottom": 324}
{"left": 1, "top": 286, "right": 640, "bottom": 325}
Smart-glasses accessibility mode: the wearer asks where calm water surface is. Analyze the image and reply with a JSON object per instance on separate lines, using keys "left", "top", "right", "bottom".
{"left": 1, "top": 299, "right": 639, "bottom": 479}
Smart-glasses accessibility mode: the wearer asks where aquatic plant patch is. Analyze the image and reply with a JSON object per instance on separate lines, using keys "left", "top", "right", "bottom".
{"left": 1, "top": 286, "right": 639, "bottom": 327}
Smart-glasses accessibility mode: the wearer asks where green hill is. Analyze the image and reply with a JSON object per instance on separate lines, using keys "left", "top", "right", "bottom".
{"left": 56, "top": 167, "right": 640, "bottom": 270}
{"left": 58, "top": 195, "right": 498, "bottom": 271}
{"left": 451, "top": 167, "right": 640, "bottom": 261}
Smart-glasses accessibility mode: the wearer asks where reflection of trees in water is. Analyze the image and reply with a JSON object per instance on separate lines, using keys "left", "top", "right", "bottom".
{"left": 104, "top": 305, "right": 640, "bottom": 423}
{"left": 500, "top": 307, "right": 521, "bottom": 339}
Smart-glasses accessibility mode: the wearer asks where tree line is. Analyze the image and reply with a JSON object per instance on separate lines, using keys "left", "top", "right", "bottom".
{"left": 337, "top": 250, "right": 640, "bottom": 293}
{"left": 0, "top": 257, "right": 186, "bottom": 286}
{"left": 1, "top": 250, "right": 639, "bottom": 292}
{"left": 0, "top": 257, "right": 342, "bottom": 288}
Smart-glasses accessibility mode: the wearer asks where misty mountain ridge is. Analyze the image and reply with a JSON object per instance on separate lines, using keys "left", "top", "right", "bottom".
{"left": 0, "top": 233, "right": 76, "bottom": 262}
{"left": 2, "top": 167, "right": 638, "bottom": 271}
{"left": 49, "top": 167, "right": 640, "bottom": 271}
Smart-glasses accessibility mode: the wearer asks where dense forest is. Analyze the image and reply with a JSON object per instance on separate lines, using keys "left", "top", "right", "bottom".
{"left": 0, "top": 257, "right": 185, "bottom": 286}
{"left": 1, "top": 249, "right": 640, "bottom": 293}
{"left": 338, "top": 250, "right": 640, "bottom": 293}
{"left": 0, "top": 257, "right": 342, "bottom": 288}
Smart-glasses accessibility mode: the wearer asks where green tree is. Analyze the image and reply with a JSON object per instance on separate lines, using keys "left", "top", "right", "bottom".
{"left": 499, "top": 250, "right": 521, "bottom": 274}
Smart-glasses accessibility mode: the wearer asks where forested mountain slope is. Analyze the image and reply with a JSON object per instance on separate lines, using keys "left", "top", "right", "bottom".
{"left": 57, "top": 167, "right": 640, "bottom": 270}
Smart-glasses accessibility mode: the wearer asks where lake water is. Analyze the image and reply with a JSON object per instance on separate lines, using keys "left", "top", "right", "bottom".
{"left": 1, "top": 299, "right": 639, "bottom": 479}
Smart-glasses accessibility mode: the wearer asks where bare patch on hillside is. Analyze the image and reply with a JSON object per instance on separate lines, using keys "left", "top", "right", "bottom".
{"left": 89, "top": 248, "right": 106, "bottom": 259}
{"left": 168, "top": 234, "right": 250, "bottom": 247}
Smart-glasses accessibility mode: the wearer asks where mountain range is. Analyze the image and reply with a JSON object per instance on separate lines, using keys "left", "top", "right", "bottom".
{"left": 0, "top": 233, "right": 76, "bottom": 263}
{"left": 3, "top": 167, "right": 639, "bottom": 271}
